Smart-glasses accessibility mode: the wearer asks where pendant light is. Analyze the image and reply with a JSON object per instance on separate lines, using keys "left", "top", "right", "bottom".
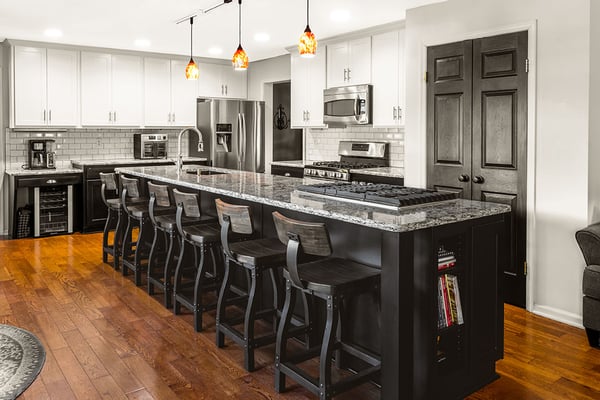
{"left": 185, "top": 17, "right": 199, "bottom": 80}
{"left": 232, "top": 0, "right": 248, "bottom": 70}
{"left": 298, "top": 0, "right": 317, "bottom": 58}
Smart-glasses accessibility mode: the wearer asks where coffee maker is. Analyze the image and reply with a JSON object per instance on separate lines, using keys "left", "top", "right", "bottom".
{"left": 28, "top": 139, "right": 56, "bottom": 169}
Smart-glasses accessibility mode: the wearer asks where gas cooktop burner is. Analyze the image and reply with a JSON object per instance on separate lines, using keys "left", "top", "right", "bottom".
{"left": 296, "top": 183, "right": 457, "bottom": 209}
{"left": 312, "top": 161, "right": 381, "bottom": 169}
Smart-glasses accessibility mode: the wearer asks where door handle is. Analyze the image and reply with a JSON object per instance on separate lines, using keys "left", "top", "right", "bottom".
{"left": 472, "top": 175, "right": 485, "bottom": 184}
{"left": 458, "top": 174, "right": 470, "bottom": 182}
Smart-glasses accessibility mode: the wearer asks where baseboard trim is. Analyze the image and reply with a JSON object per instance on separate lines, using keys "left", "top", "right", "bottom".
{"left": 532, "top": 304, "right": 583, "bottom": 329}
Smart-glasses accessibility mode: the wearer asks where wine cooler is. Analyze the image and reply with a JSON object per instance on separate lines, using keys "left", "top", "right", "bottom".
{"left": 33, "top": 184, "right": 73, "bottom": 237}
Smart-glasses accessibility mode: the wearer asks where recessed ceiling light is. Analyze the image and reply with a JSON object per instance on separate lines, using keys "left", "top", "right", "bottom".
{"left": 208, "top": 47, "right": 223, "bottom": 55}
{"left": 44, "top": 28, "right": 63, "bottom": 38}
{"left": 330, "top": 9, "right": 351, "bottom": 22}
{"left": 134, "top": 39, "right": 151, "bottom": 48}
{"left": 254, "top": 33, "right": 270, "bottom": 42}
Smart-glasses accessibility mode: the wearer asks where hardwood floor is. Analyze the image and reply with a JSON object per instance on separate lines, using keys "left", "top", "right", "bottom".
{"left": 0, "top": 233, "right": 599, "bottom": 399}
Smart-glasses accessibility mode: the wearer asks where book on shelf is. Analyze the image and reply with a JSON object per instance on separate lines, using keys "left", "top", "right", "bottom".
{"left": 437, "top": 273, "right": 464, "bottom": 328}
{"left": 437, "top": 247, "right": 457, "bottom": 270}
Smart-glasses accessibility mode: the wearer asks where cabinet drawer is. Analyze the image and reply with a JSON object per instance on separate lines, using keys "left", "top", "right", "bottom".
{"left": 271, "top": 165, "right": 304, "bottom": 178}
{"left": 16, "top": 173, "right": 82, "bottom": 187}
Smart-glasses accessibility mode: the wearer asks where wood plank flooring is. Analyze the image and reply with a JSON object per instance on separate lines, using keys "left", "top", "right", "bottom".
{"left": 0, "top": 233, "right": 599, "bottom": 399}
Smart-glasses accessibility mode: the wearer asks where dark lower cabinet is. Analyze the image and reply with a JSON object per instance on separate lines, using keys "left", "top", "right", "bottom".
{"left": 271, "top": 164, "right": 304, "bottom": 178}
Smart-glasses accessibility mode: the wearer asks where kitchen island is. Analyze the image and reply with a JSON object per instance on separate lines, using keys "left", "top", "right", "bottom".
{"left": 116, "top": 164, "right": 511, "bottom": 400}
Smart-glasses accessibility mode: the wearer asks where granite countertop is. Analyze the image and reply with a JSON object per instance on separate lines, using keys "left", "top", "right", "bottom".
{"left": 270, "top": 160, "right": 305, "bottom": 168}
{"left": 5, "top": 168, "right": 83, "bottom": 176}
{"left": 350, "top": 167, "right": 405, "bottom": 178}
{"left": 115, "top": 165, "right": 510, "bottom": 233}
{"left": 71, "top": 157, "right": 208, "bottom": 168}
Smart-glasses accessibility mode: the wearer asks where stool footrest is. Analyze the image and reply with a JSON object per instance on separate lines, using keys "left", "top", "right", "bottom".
{"left": 339, "top": 343, "right": 381, "bottom": 366}
{"left": 277, "top": 363, "right": 320, "bottom": 396}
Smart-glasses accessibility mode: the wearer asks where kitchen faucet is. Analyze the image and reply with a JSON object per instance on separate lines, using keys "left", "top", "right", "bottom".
{"left": 176, "top": 127, "right": 204, "bottom": 176}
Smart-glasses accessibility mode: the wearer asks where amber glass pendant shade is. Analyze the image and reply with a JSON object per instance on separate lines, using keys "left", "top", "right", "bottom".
{"left": 298, "top": 25, "right": 317, "bottom": 58}
{"left": 232, "top": 44, "right": 249, "bottom": 70}
{"left": 185, "top": 58, "right": 199, "bottom": 80}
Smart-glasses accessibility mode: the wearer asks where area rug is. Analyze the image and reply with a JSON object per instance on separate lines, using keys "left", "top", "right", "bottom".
{"left": 0, "top": 325, "right": 45, "bottom": 400}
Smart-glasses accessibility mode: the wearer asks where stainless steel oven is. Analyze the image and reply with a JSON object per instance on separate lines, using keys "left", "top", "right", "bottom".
{"left": 323, "top": 84, "right": 372, "bottom": 127}
{"left": 133, "top": 133, "right": 168, "bottom": 159}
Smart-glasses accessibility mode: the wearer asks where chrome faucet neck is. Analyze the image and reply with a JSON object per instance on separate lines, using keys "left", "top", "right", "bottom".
{"left": 176, "top": 127, "right": 202, "bottom": 175}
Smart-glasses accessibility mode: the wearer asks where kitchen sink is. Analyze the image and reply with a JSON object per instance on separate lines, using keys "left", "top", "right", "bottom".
{"left": 185, "top": 168, "right": 227, "bottom": 175}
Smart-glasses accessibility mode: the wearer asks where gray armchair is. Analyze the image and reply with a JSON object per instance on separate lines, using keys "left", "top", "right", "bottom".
{"left": 575, "top": 223, "right": 600, "bottom": 347}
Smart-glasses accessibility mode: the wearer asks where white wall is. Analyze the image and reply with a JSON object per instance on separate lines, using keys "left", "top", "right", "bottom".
{"left": 405, "top": 0, "right": 591, "bottom": 326}
{"left": 247, "top": 55, "right": 291, "bottom": 173}
{"left": 589, "top": 2, "right": 600, "bottom": 223}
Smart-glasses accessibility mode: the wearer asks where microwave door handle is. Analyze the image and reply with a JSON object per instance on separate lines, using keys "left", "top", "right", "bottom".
{"left": 354, "top": 96, "right": 361, "bottom": 121}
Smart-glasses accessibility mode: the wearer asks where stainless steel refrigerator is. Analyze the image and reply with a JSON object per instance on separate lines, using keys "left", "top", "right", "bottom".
{"left": 189, "top": 98, "right": 265, "bottom": 173}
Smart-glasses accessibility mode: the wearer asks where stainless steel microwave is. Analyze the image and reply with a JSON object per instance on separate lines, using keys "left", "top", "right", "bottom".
{"left": 133, "top": 133, "right": 168, "bottom": 159}
{"left": 323, "top": 84, "right": 372, "bottom": 127}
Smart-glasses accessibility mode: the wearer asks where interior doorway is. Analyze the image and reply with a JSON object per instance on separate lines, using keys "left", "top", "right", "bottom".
{"left": 272, "top": 82, "right": 302, "bottom": 161}
{"left": 426, "top": 31, "right": 528, "bottom": 307}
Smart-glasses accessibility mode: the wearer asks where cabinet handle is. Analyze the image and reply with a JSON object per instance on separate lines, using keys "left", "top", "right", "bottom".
{"left": 284, "top": 173, "right": 291, "bottom": 177}
{"left": 43, "top": 109, "right": 47, "bottom": 122}
{"left": 225, "top": 85, "right": 228, "bottom": 96}
{"left": 393, "top": 107, "right": 397, "bottom": 120}
{"left": 306, "top": 111, "right": 310, "bottom": 121}
{"left": 168, "top": 113, "right": 171, "bottom": 122}
{"left": 458, "top": 174, "right": 470, "bottom": 182}
{"left": 172, "top": 113, "right": 175, "bottom": 123}
{"left": 347, "top": 68, "right": 351, "bottom": 81}
{"left": 397, "top": 107, "right": 402, "bottom": 120}
{"left": 46, "top": 179, "right": 57, "bottom": 184}
{"left": 108, "top": 111, "right": 112, "bottom": 122}
{"left": 472, "top": 175, "right": 485, "bottom": 184}
{"left": 221, "top": 84, "right": 224, "bottom": 95}
{"left": 49, "top": 109, "right": 52, "bottom": 123}
{"left": 113, "top": 111, "right": 117, "bottom": 122}
{"left": 343, "top": 68, "right": 348, "bottom": 81}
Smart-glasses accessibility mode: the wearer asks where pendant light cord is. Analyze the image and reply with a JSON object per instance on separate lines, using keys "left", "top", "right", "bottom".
{"left": 190, "top": 17, "right": 194, "bottom": 58}
{"left": 307, "top": 0, "right": 309, "bottom": 26}
{"left": 238, "top": 0, "right": 242, "bottom": 45}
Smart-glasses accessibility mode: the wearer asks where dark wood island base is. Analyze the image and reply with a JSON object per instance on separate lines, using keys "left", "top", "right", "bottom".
{"left": 115, "top": 165, "right": 510, "bottom": 400}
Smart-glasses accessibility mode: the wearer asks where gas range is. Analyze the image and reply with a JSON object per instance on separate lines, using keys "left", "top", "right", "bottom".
{"left": 303, "top": 141, "right": 388, "bottom": 181}
{"left": 296, "top": 182, "right": 457, "bottom": 210}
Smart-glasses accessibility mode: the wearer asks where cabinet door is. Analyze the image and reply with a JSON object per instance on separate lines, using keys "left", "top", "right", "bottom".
{"left": 143, "top": 57, "right": 171, "bottom": 126}
{"left": 306, "top": 50, "right": 326, "bottom": 127}
{"left": 13, "top": 46, "right": 47, "bottom": 126}
{"left": 348, "top": 37, "right": 372, "bottom": 85}
{"left": 290, "top": 53, "right": 308, "bottom": 127}
{"left": 326, "top": 42, "right": 349, "bottom": 88}
{"left": 46, "top": 49, "right": 78, "bottom": 126}
{"left": 372, "top": 31, "right": 400, "bottom": 127}
{"left": 111, "top": 54, "right": 143, "bottom": 126}
{"left": 170, "top": 59, "right": 198, "bottom": 126}
{"left": 198, "top": 62, "right": 224, "bottom": 97}
{"left": 222, "top": 66, "right": 248, "bottom": 98}
{"left": 81, "top": 52, "right": 112, "bottom": 125}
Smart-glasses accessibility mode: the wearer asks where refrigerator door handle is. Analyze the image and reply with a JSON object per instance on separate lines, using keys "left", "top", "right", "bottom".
{"left": 237, "top": 113, "right": 243, "bottom": 170}
{"left": 254, "top": 102, "right": 262, "bottom": 172}
{"left": 240, "top": 113, "right": 247, "bottom": 169}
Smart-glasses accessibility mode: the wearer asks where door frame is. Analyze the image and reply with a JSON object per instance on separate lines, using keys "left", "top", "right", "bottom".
{"left": 418, "top": 20, "right": 538, "bottom": 311}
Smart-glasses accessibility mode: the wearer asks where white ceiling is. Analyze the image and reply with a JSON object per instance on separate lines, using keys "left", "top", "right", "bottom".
{"left": 0, "top": 0, "right": 445, "bottom": 62}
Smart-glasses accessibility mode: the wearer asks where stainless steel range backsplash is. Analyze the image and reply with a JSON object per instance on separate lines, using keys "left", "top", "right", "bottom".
{"left": 5, "top": 128, "right": 187, "bottom": 169}
{"left": 305, "top": 126, "right": 404, "bottom": 170}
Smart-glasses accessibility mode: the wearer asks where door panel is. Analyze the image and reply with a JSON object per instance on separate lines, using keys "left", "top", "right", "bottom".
{"left": 427, "top": 41, "right": 473, "bottom": 199}
{"left": 427, "top": 31, "right": 528, "bottom": 307}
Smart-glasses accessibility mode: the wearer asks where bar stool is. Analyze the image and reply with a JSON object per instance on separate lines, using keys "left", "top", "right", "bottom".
{"left": 214, "top": 198, "right": 289, "bottom": 372}
{"left": 147, "top": 182, "right": 179, "bottom": 308}
{"left": 120, "top": 175, "right": 156, "bottom": 286}
{"left": 172, "top": 189, "right": 221, "bottom": 332}
{"left": 272, "top": 211, "right": 381, "bottom": 400}
{"left": 99, "top": 172, "right": 121, "bottom": 269}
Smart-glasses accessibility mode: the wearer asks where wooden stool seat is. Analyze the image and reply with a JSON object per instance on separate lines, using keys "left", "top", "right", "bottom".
{"left": 106, "top": 198, "right": 121, "bottom": 209}
{"left": 154, "top": 214, "right": 211, "bottom": 231}
{"left": 282, "top": 258, "right": 380, "bottom": 296}
{"left": 230, "top": 238, "right": 287, "bottom": 266}
{"left": 272, "top": 211, "right": 381, "bottom": 400}
{"left": 182, "top": 222, "right": 221, "bottom": 243}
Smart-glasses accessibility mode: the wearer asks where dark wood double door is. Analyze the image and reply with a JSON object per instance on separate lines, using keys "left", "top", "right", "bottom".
{"left": 427, "top": 31, "right": 528, "bottom": 307}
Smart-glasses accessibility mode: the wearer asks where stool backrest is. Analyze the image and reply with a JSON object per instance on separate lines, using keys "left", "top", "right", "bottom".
{"left": 120, "top": 176, "right": 141, "bottom": 199}
{"left": 147, "top": 182, "right": 171, "bottom": 208}
{"left": 215, "top": 198, "right": 253, "bottom": 235}
{"left": 272, "top": 211, "right": 332, "bottom": 257}
{"left": 172, "top": 188, "right": 201, "bottom": 218}
{"left": 99, "top": 172, "right": 118, "bottom": 191}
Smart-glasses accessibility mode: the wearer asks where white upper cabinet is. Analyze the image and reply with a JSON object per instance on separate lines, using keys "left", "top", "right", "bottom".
{"left": 144, "top": 58, "right": 197, "bottom": 127}
{"left": 371, "top": 30, "right": 405, "bottom": 127}
{"left": 326, "top": 37, "right": 371, "bottom": 88}
{"left": 13, "top": 46, "right": 78, "bottom": 127}
{"left": 81, "top": 52, "right": 142, "bottom": 126}
{"left": 290, "top": 50, "right": 326, "bottom": 128}
{"left": 198, "top": 62, "right": 247, "bottom": 98}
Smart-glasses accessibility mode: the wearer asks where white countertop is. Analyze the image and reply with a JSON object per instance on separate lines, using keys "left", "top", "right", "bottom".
{"left": 5, "top": 168, "right": 83, "bottom": 176}
{"left": 71, "top": 157, "right": 208, "bottom": 168}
